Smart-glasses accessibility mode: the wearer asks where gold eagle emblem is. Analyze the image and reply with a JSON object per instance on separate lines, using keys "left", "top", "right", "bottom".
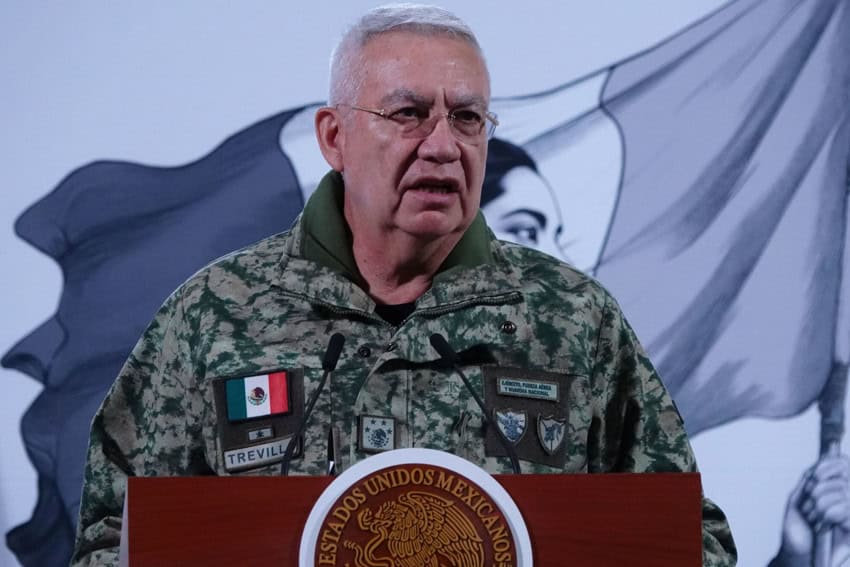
{"left": 343, "top": 490, "right": 485, "bottom": 567}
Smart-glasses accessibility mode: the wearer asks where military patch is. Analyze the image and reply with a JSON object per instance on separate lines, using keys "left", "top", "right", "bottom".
{"left": 224, "top": 371, "right": 290, "bottom": 422}
{"left": 494, "top": 409, "right": 527, "bottom": 444}
{"left": 537, "top": 415, "right": 567, "bottom": 455}
{"left": 212, "top": 368, "right": 305, "bottom": 473}
{"left": 497, "top": 377, "right": 559, "bottom": 402}
{"left": 224, "top": 437, "right": 290, "bottom": 472}
{"left": 483, "top": 365, "right": 581, "bottom": 468}
{"left": 247, "top": 426, "right": 274, "bottom": 442}
{"left": 359, "top": 415, "right": 396, "bottom": 453}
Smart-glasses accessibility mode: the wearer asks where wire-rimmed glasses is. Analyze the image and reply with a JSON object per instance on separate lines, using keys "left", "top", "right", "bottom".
{"left": 339, "top": 103, "right": 499, "bottom": 143}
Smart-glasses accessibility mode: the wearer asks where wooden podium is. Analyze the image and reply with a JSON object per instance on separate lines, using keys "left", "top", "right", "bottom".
{"left": 122, "top": 472, "right": 702, "bottom": 566}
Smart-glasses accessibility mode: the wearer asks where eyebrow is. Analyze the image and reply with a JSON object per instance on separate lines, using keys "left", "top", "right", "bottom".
{"left": 499, "top": 208, "right": 547, "bottom": 228}
{"left": 379, "top": 89, "right": 487, "bottom": 109}
{"left": 451, "top": 94, "right": 488, "bottom": 108}
{"left": 380, "top": 89, "right": 431, "bottom": 107}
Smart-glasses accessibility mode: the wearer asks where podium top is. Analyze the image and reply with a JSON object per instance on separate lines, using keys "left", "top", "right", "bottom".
{"left": 124, "top": 472, "right": 702, "bottom": 566}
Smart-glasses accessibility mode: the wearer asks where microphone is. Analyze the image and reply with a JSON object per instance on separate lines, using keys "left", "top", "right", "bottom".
{"left": 429, "top": 334, "right": 521, "bottom": 474}
{"left": 280, "top": 333, "right": 345, "bottom": 476}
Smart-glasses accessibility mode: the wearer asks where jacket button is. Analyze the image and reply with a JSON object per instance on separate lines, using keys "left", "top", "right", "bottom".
{"left": 500, "top": 321, "right": 517, "bottom": 335}
{"left": 357, "top": 346, "right": 371, "bottom": 358}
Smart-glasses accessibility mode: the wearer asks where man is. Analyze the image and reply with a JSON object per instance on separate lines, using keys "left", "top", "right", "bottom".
{"left": 71, "top": 4, "right": 736, "bottom": 565}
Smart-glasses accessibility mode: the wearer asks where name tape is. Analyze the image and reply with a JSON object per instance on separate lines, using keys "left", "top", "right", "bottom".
{"left": 224, "top": 438, "right": 289, "bottom": 472}
{"left": 497, "top": 378, "right": 559, "bottom": 402}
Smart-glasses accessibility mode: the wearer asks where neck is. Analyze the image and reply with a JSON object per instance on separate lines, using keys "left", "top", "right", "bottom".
{"left": 299, "top": 171, "right": 493, "bottom": 304}
{"left": 349, "top": 225, "right": 462, "bottom": 305}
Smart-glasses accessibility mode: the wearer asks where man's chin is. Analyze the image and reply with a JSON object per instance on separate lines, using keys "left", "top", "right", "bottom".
{"left": 398, "top": 211, "right": 470, "bottom": 241}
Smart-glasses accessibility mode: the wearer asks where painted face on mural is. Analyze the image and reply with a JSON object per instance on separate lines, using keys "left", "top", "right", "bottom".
{"left": 482, "top": 165, "right": 566, "bottom": 261}
{"left": 319, "top": 32, "right": 490, "bottom": 242}
{"left": 480, "top": 138, "right": 567, "bottom": 263}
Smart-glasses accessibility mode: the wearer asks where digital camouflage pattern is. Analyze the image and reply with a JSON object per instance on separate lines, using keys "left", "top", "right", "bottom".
{"left": 72, "top": 172, "right": 736, "bottom": 565}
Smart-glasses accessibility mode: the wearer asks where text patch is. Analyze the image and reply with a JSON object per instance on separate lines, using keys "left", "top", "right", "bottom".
{"left": 224, "top": 438, "right": 290, "bottom": 472}
{"left": 497, "top": 377, "right": 559, "bottom": 402}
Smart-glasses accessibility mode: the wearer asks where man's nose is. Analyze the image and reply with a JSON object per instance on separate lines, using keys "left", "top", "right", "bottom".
{"left": 417, "top": 114, "right": 462, "bottom": 163}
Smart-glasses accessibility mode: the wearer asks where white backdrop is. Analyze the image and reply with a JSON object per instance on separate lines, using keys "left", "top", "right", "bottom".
{"left": 0, "top": 2, "right": 828, "bottom": 565}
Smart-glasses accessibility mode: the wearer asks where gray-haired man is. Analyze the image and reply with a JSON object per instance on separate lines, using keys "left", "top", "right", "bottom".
{"left": 72, "top": 4, "right": 736, "bottom": 565}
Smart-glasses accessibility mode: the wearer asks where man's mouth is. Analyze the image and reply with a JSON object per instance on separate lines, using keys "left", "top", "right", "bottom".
{"left": 408, "top": 179, "right": 459, "bottom": 194}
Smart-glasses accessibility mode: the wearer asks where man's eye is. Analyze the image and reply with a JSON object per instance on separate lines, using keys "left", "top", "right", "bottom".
{"left": 452, "top": 110, "right": 484, "bottom": 124}
{"left": 389, "top": 107, "right": 425, "bottom": 121}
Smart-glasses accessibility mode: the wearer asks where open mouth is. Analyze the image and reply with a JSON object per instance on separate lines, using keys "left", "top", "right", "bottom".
{"left": 409, "top": 179, "right": 458, "bottom": 194}
{"left": 417, "top": 185, "right": 454, "bottom": 194}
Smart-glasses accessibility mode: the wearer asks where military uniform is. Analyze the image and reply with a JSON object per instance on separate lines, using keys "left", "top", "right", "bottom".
{"left": 72, "top": 171, "right": 736, "bottom": 565}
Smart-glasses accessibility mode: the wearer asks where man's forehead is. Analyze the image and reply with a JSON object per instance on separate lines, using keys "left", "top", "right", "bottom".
{"left": 361, "top": 31, "right": 487, "bottom": 67}
{"left": 379, "top": 88, "right": 488, "bottom": 109}
{"left": 356, "top": 32, "right": 490, "bottom": 104}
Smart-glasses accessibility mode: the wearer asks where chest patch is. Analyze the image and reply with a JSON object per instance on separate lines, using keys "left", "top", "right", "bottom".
{"left": 482, "top": 365, "right": 581, "bottom": 468}
{"left": 212, "top": 368, "right": 305, "bottom": 473}
{"left": 225, "top": 372, "right": 290, "bottom": 421}
{"left": 494, "top": 409, "right": 528, "bottom": 443}
{"left": 537, "top": 415, "right": 567, "bottom": 455}
{"left": 359, "top": 415, "right": 397, "bottom": 453}
{"left": 496, "top": 377, "right": 559, "bottom": 402}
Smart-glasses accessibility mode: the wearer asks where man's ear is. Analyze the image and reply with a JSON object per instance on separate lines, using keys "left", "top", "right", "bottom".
{"left": 315, "top": 107, "right": 345, "bottom": 172}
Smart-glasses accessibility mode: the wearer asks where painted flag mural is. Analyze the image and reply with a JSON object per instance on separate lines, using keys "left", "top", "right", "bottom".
{"left": 2, "top": 0, "right": 848, "bottom": 564}
{"left": 225, "top": 373, "right": 290, "bottom": 421}
{"left": 1, "top": 110, "right": 305, "bottom": 566}
{"left": 594, "top": 0, "right": 850, "bottom": 435}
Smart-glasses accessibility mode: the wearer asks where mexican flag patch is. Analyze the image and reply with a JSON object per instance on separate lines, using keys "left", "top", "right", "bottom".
{"left": 225, "top": 372, "right": 290, "bottom": 421}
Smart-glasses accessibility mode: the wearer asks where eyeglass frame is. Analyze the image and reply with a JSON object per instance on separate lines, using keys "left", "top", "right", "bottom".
{"left": 337, "top": 103, "right": 499, "bottom": 142}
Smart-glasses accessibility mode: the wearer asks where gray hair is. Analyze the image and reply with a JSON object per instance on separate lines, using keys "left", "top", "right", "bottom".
{"left": 328, "top": 3, "right": 486, "bottom": 105}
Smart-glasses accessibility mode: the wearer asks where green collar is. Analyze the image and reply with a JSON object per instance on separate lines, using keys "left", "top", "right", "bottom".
{"left": 300, "top": 171, "right": 493, "bottom": 282}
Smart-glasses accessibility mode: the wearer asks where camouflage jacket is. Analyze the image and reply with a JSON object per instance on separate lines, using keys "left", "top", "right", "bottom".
{"left": 72, "top": 171, "right": 736, "bottom": 565}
